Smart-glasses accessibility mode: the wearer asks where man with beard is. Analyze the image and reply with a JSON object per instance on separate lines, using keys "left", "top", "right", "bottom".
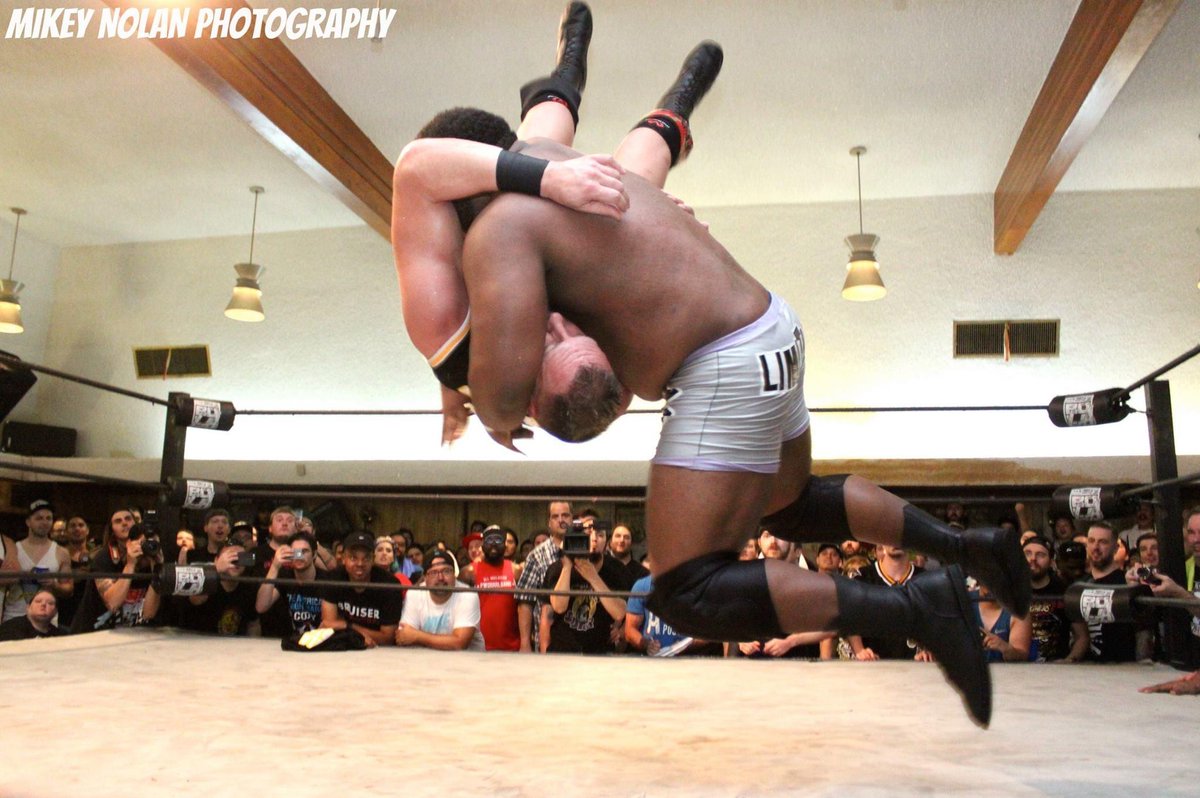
{"left": 1023, "top": 536, "right": 1087, "bottom": 663}
{"left": 542, "top": 522, "right": 630, "bottom": 654}
{"left": 396, "top": 550, "right": 484, "bottom": 651}
{"left": 607, "top": 524, "right": 648, "bottom": 583}
{"left": 1083, "top": 523, "right": 1136, "bottom": 662}
{"left": 320, "top": 532, "right": 402, "bottom": 648}
{"left": 473, "top": 525, "right": 519, "bottom": 651}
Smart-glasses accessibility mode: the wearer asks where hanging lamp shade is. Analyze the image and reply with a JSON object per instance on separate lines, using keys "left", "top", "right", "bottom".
{"left": 2, "top": 208, "right": 27, "bottom": 334}
{"left": 225, "top": 186, "right": 266, "bottom": 322}
{"left": 841, "top": 147, "right": 885, "bottom": 302}
{"left": 224, "top": 262, "right": 265, "bottom": 322}
{"left": 842, "top": 233, "right": 885, "bottom": 301}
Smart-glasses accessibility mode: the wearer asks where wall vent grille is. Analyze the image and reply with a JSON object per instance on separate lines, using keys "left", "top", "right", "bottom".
{"left": 133, "top": 345, "right": 212, "bottom": 379}
{"left": 953, "top": 320, "right": 1058, "bottom": 358}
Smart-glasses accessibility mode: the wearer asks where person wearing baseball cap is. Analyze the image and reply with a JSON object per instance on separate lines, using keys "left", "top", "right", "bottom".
{"left": 1, "top": 500, "right": 72, "bottom": 624}
{"left": 396, "top": 549, "right": 484, "bottom": 651}
{"left": 318, "top": 532, "right": 403, "bottom": 647}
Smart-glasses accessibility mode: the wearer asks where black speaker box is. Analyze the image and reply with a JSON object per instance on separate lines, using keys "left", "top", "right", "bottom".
{"left": 1, "top": 421, "right": 77, "bottom": 457}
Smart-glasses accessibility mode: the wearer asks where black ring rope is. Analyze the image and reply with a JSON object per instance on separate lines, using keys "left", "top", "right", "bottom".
{"left": 9, "top": 570, "right": 1200, "bottom": 612}
{"left": 0, "top": 353, "right": 169, "bottom": 408}
{"left": 1119, "top": 469, "right": 1200, "bottom": 499}
{"left": 1121, "top": 342, "right": 1200, "bottom": 399}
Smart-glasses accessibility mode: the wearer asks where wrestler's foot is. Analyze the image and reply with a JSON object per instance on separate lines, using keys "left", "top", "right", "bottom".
{"left": 959, "top": 527, "right": 1032, "bottom": 619}
{"left": 554, "top": 1, "right": 592, "bottom": 94}
{"left": 900, "top": 506, "right": 1031, "bottom": 618}
{"left": 832, "top": 565, "right": 991, "bottom": 728}
{"left": 656, "top": 40, "right": 724, "bottom": 120}
{"left": 904, "top": 566, "right": 992, "bottom": 729}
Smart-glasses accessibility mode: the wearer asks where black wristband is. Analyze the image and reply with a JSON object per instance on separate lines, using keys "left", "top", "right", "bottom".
{"left": 495, "top": 150, "right": 549, "bottom": 196}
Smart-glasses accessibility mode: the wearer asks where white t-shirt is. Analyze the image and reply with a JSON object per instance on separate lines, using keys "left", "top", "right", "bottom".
{"left": 400, "top": 583, "right": 485, "bottom": 651}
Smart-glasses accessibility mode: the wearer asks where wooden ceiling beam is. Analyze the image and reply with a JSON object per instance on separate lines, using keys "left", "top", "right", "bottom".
{"left": 993, "top": 0, "right": 1179, "bottom": 255}
{"left": 105, "top": 0, "right": 393, "bottom": 240}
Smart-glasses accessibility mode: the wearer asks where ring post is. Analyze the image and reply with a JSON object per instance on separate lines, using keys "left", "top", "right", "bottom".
{"left": 159, "top": 391, "right": 190, "bottom": 565}
{"left": 1145, "top": 379, "right": 1193, "bottom": 669}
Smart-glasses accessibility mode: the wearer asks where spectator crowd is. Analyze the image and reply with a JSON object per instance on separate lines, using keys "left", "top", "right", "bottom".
{"left": 2, "top": 497, "right": 1198, "bottom": 670}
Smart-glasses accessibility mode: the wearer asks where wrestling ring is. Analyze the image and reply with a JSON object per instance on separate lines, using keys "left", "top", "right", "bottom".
{"left": 0, "top": 345, "right": 1199, "bottom": 797}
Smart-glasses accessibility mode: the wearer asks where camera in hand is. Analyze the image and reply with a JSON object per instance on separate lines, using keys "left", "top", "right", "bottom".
{"left": 1136, "top": 566, "right": 1161, "bottom": 585}
{"left": 234, "top": 551, "right": 257, "bottom": 569}
{"left": 562, "top": 519, "right": 591, "bottom": 558}
{"left": 128, "top": 512, "right": 161, "bottom": 560}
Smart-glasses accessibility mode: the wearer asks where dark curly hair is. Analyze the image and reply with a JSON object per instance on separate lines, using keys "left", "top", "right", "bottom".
{"left": 417, "top": 107, "right": 517, "bottom": 231}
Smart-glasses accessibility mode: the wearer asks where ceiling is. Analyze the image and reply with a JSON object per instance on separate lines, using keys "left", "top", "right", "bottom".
{"left": 1, "top": 0, "right": 1198, "bottom": 249}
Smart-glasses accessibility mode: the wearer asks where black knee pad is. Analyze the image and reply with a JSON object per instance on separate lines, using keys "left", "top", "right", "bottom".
{"left": 646, "top": 552, "right": 784, "bottom": 641}
{"left": 760, "top": 474, "right": 852, "bottom": 543}
{"left": 519, "top": 75, "right": 581, "bottom": 126}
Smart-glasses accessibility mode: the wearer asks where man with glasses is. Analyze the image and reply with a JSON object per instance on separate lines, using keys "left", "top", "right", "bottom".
{"left": 256, "top": 530, "right": 323, "bottom": 636}
{"left": 320, "top": 532, "right": 403, "bottom": 648}
{"left": 396, "top": 550, "right": 484, "bottom": 651}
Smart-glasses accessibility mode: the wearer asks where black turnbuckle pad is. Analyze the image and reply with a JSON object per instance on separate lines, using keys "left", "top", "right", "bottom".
{"left": 1064, "top": 581, "right": 1153, "bottom": 626}
{"left": 1051, "top": 485, "right": 1139, "bottom": 522}
{"left": 165, "top": 477, "right": 230, "bottom": 511}
{"left": 1047, "top": 388, "right": 1130, "bottom": 427}
{"left": 157, "top": 562, "right": 219, "bottom": 597}
{"left": 172, "top": 395, "right": 236, "bottom": 431}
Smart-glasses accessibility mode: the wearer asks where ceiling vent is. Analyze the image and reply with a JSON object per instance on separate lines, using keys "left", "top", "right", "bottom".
{"left": 133, "top": 345, "right": 211, "bottom": 379}
{"left": 954, "top": 320, "right": 1059, "bottom": 358}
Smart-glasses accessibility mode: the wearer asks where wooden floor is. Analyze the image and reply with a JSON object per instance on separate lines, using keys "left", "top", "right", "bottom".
{"left": 1, "top": 629, "right": 1194, "bottom": 797}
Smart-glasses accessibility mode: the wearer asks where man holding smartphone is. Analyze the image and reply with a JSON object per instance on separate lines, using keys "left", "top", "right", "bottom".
{"left": 256, "top": 530, "right": 323, "bottom": 636}
{"left": 184, "top": 538, "right": 259, "bottom": 636}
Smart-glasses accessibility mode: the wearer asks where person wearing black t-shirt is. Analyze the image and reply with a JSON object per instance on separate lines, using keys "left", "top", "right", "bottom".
{"left": 185, "top": 542, "right": 258, "bottom": 636}
{"left": 542, "top": 524, "right": 632, "bottom": 654}
{"left": 1023, "top": 536, "right": 1088, "bottom": 662}
{"left": 257, "top": 530, "right": 323, "bottom": 636}
{"left": 320, "top": 532, "right": 403, "bottom": 647}
{"left": 70, "top": 508, "right": 162, "bottom": 634}
{"left": 846, "top": 546, "right": 926, "bottom": 661}
{"left": 1083, "top": 523, "right": 1137, "bottom": 662}
{"left": 0, "top": 588, "right": 66, "bottom": 641}
{"left": 186, "top": 509, "right": 231, "bottom": 565}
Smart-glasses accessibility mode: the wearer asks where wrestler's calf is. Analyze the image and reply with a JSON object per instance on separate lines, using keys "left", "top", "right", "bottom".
{"left": 760, "top": 475, "right": 1031, "bottom": 617}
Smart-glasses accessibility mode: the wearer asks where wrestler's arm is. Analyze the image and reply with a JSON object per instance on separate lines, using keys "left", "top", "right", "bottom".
{"left": 461, "top": 214, "right": 549, "bottom": 447}
{"left": 392, "top": 138, "right": 626, "bottom": 352}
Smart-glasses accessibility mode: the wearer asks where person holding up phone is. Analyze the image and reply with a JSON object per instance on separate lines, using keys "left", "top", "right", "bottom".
{"left": 184, "top": 540, "right": 259, "bottom": 637}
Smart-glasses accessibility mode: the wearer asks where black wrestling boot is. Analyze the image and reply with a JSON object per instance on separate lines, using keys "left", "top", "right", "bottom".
{"left": 519, "top": 2, "right": 591, "bottom": 125}
{"left": 901, "top": 506, "right": 1031, "bottom": 618}
{"left": 832, "top": 565, "right": 992, "bottom": 728}
{"left": 553, "top": 1, "right": 592, "bottom": 94}
{"left": 655, "top": 40, "right": 724, "bottom": 120}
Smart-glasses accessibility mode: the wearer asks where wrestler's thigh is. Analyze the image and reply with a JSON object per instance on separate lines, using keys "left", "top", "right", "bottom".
{"left": 646, "top": 463, "right": 774, "bottom": 575}
{"left": 614, "top": 128, "right": 671, "bottom": 187}
{"left": 762, "top": 429, "right": 813, "bottom": 516}
{"left": 516, "top": 104, "right": 576, "bottom": 144}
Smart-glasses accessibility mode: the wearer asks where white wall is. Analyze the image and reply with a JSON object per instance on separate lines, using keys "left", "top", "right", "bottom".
{"left": 26, "top": 187, "right": 1200, "bottom": 483}
{"left": 0, "top": 213, "right": 61, "bottom": 419}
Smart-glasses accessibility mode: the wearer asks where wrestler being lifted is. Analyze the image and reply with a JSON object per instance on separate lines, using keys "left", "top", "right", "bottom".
{"left": 392, "top": 1, "right": 713, "bottom": 445}
{"left": 391, "top": 2, "right": 1030, "bottom": 727}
